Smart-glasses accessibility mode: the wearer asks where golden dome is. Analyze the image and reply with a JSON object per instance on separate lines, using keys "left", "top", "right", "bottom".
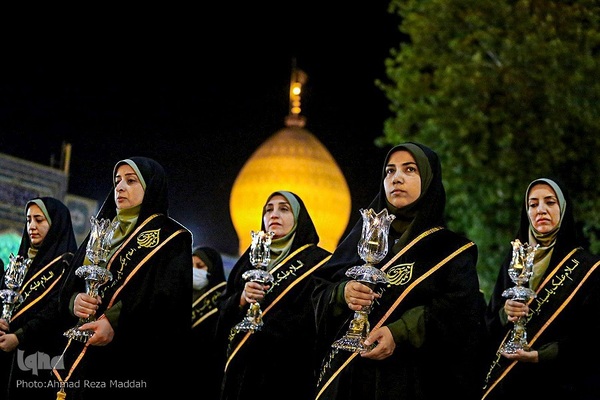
{"left": 229, "top": 121, "right": 351, "bottom": 255}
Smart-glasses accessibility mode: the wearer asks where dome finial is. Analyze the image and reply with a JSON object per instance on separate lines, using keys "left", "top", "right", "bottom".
{"left": 287, "top": 58, "right": 308, "bottom": 127}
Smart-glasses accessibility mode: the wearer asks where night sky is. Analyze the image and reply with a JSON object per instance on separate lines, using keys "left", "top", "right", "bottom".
{"left": 0, "top": 4, "right": 400, "bottom": 256}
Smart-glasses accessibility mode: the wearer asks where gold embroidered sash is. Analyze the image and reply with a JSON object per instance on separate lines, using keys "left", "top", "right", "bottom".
{"left": 11, "top": 254, "right": 68, "bottom": 323}
{"left": 225, "top": 244, "right": 331, "bottom": 372}
{"left": 192, "top": 281, "right": 226, "bottom": 329}
{"left": 316, "top": 227, "right": 477, "bottom": 399}
{"left": 52, "top": 214, "right": 187, "bottom": 398}
{"left": 482, "top": 248, "right": 600, "bottom": 399}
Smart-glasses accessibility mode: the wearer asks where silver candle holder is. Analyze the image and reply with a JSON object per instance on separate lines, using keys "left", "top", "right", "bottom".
{"left": 0, "top": 254, "right": 31, "bottom": 322}
{"left": 64, "top": 216, "right": 119, "bottom": 343}
{"left": 332, "top": 208, "right": 395, "bottom": 352}
{"left": 233, "top": 230, "right": 275, "bottom": 334}
{"left": 500, "top": 239, "right": 538, "bottom": 354}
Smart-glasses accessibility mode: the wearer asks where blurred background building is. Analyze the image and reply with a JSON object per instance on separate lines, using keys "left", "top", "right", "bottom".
{"left": 0, "top": 146, "right": 97, "bottom": 266}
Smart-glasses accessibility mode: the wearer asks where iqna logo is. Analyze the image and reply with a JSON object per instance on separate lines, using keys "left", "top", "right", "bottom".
{"left": 16, "top": 350, "right": 64, "bottom": 376}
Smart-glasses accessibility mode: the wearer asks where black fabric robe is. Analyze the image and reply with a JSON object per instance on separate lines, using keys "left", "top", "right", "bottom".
{"left": 192, "top": 246, "right": 227, "bottom": 400}
{"left": 53, "top": 157, "right": 192, "bottom": 400}
{"left": 0, "top": 197, "right": 77, "bottom": 400}
{"left": 483, "top": 178, "right": 600, "bottom": 399}
{"left": 312, "top": 143, "right": 488, "bottom": 400}
{"left": 217, "top": 192, "right": 331, "bottom": 400}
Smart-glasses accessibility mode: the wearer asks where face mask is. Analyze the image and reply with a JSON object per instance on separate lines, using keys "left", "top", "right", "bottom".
{"left": 193, "top": 268, "right": 209, "bottom": 291}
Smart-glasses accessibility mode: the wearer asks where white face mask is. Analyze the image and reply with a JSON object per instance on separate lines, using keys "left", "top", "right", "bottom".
{"left": 192, "top": 268, "right": 209, "bottom": 291}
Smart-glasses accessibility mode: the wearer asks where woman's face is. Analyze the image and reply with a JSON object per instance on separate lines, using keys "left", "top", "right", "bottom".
{"left": 114, "top": 164, "right": 145, "bottom": 210}
{"left": 263, "top": 194, "right": 295, "bottom": 239}
{"left": 527, "top": 183, "right": 561, "bottom": 233}
{"left": 192, "top": 255, "right": 208, "bottom": 271}
{"left": 384, "top": 150, "right": 422, "bottom": 209}
{"left": 27, "top": 203, "right": 50, "bottom": 247}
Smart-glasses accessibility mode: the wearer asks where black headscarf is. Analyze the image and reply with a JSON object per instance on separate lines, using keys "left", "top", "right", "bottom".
{"left": 513, "top": 177, "right": 579, "bottom": 253}
{"left": 64, "top": 156, "right": 171, "bottom": 283}
{"left": 224, "top": 191, "right": 321, "bottom": 295}
{"left": 485, "top": 177, "right": 582, "bottom": 344}
{"left": 329, "top": 142, "right": 446, "bottom": 271}
{"left": 96, "top": 156, "right": 169, "bottom": 222}
{"left": 259, "top": 191, "right": 320, "bottom": 249}
{"left": 17, "top": 197, "right": 77, "bottom": 272}
{"left": 379, "top": 142, "right": 445, "bottom": 239}
{"left": 193, "top": 246, "right": 226, "bottom": 287}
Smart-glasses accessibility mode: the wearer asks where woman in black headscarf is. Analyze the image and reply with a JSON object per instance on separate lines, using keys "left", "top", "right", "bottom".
{"left": 192, "top": 246, "right": 227, "bottom": 400}
{"left": 54, "top": 157, "right": 192, "bottom": 400}
{"left": 482, "top": 178, "right": 600, "bottom": 399}
{"left": 312, "top": 142, "right": 487, "bottom": 400}
{"left": 217, "top": 191, "right": 331, "bottom": 400}
{"left": 0, "top": 197, "right": 77, "bottom": 399}
{"left": 192, "top": 246, "right": 226, "bottom": 303}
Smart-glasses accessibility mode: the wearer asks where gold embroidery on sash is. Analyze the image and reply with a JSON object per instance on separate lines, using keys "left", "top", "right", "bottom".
{"left": 386, "top": 263, "right": 414, "bottom": 286}
{"left": 106, "top": 228, "right": 186, "bottom": 308}
{"left": 137, "top": 229, "right": 160, "bottom": 248}
{"left": 192, "top": 281, "right": 226, "bottom": 329}
{"left": 11, "top": 255, "right": 65, "bottom": 322}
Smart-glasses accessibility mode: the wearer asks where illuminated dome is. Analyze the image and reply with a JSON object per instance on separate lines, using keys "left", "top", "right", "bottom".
{"left": 229, "top": 114, "right": 351, "bottom": 255}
